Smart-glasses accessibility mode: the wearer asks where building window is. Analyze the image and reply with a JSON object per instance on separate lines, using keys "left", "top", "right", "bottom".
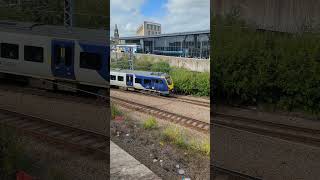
{"left": 118, "top": 76, "right": 124, "bottom": 81}
{"left": 24, "top": 46, "right": 43, "bottom": 63}
{"left": 1, "top": 43, "right": 19, "bottom": 59}
{"left": 80, "top": 52, "right": 102, "bottom": 70}
{"left": 135, "top": 78, "right": 141, "bottom": 83}
{"left": 148, "top": 31, "right": 151, "bottom": 35}
{"left": 110, "top": 75, "right": 116, "bottom": 80}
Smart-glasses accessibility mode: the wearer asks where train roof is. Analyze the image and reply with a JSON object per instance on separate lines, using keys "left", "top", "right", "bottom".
{"left": 0, "top": 21, "right": 109, "bottom": 45}
{"left": 111, "top": 69, "right": 169, "bottom": 77}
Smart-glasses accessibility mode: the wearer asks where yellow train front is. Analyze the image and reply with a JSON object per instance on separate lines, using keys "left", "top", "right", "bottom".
{"left": 110, "top": 69, "right": 174, "bottom": 96}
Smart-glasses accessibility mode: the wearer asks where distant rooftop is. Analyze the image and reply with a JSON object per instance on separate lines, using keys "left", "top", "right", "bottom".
{"left": 143, "top": 21, "right": 161, "bottom": 25}
{"left": 120, "top": 30, "right": 210, "bottom": 40}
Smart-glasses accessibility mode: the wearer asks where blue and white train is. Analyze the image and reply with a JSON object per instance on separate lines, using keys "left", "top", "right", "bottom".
{"left": 110, "top": 69, "right": 174, "bottom": 96}
{"left": 0, "top": 21, "right": 109, "bottom": 93}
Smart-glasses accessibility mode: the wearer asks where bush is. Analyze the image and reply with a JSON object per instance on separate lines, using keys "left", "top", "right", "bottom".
{"left": 151, "top": 61, "right": 171, "bottom": 73}
{"left": 134, "top": 58, "right": 153, "bottom": 71}
{"left": 170, "top": 68, "right": 210, "bottom": 96}
{"left": 143, "top": 117, "right": 158, "bottom": 129}
{"left": 212, "top": 16, "right": 320, "bottom": 114}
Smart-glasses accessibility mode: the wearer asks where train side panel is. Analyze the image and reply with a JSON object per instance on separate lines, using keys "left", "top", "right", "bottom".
{"left": 0, "top": 31, "right": 53, "bottom": 80}
{"left": 110, "top": 71, "right": 127, "bottom": 88}
{"left": 133, "top": 75, "right": 169, "bottom": 94}
{"left": 74, "top": 42, "right": 109, "bottom": 88}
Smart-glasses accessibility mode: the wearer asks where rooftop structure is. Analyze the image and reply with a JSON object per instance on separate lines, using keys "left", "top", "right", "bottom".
{"left": 119, "top": 30, "right": 210, "bottom": 59}
{"left": 136, "top": 21, "right": 161, "bottom": 36}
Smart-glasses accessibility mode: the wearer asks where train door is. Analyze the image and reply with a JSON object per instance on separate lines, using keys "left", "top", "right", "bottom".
{"left": 154, "top": 79, "right": 161, "bottom": 91}
{"left": 51, "top": 40, "right": 75, "bottom": 79}
{"left": 151, "top": 79, "right": 156, "bottom": 91}
{"left": 126, "top": 74, "right": 133, "bottom": 87}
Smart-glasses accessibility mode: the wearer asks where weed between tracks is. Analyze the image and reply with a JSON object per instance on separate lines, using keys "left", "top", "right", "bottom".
{"left": 162, "top": 126, "right": 210, "bottom": 156}
{"left": 110, "top": 104, "right": 210, "bottom": 179}
{"left": 111, "top": 104, "right": 123, "bottom": 119}
{"left": 143, "top": 117, "right": 158, "bottom": 129}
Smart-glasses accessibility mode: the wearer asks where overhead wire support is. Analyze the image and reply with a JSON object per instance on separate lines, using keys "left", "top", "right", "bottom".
{"left": 128, "top": 47, "right": 134, "bottom": 70}
{"left": 64, "top": 0, "right": 73, "bottom": 31}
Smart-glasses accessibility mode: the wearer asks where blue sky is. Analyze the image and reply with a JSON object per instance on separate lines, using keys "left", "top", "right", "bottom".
{"left": 141, "top": 0, "right": 167, "bottom": 17}
{"left": 111, "top": 0, "right": 210, "bottom": 37}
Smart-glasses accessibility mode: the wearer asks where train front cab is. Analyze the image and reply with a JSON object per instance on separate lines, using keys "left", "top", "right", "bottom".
{"left": 165, "top": 75, "right": 174, "bottom": 94}
{"left": 133, "top": 75, "right": 170, "bottom": 96}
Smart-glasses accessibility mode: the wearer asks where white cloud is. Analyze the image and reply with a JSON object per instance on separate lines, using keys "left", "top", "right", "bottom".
{"left": 110, "top": 0, "right": 146, "bottom": 36}
{"left": 111, "top": 0, "right": 210, "bottom": 37}
{"left": 159, "top": 0, "right": 210, "bottom": 33}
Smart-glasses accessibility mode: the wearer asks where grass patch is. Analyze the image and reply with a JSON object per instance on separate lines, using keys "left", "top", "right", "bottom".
{"left": 111, "top": 104, "right": 123, "bottom": 119}
{"left": 0, "top": 126, "right": 30, "bottom": 179}
{"left": 143, "top": 117, "right": 158, "bottom": 130}
{"left": 162, "top": 125, "right": 210, "bottom": 156}
{"left": 162, "top": 126, "right": 188, "bottom": 149}
{"left": 189, "top": 138, "right": 210, "bottom": 156}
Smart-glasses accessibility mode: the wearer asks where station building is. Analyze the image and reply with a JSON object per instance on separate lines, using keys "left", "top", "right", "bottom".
{"left": 119, "top": 30, "right": 210, "bottom": 59}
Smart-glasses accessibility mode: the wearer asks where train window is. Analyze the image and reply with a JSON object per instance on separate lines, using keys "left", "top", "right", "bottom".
{"left": 24, "top": 46, "right": 44, "bottom": 63}
{"left": 80, "top": 52, "right": 101, "bottom": 70}
{"left": 54, "top": 45, "right": 62, "bottom": 65}
{"left": 166, "top": 76, "right": 172, "bottom": 85}
{"left": 1, "top": 43, "right": 19, "bottom": 60}
{"left": 156, "top": 79, "right": 163, "bottom": 84}
{"left": 144, "top": 79, "right": 151, "bottom": 84}
{"left": 118, "top": 76, "right": 124, "bottom": 81}
{"left": 54, "top": 46, "right": 72, "bottom": 66}
{"left": 110, "top": 75, "right": 116, "bottom": 80}
{"left": 65, "top": 47, "right": 72, "bottom": 66}
{"left": 135, "top": 78, "right": 141, "bottom": 83}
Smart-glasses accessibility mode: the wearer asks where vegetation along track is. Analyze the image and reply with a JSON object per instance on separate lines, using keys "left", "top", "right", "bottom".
{"left": 111, "top": 88, "right": 210, "bottom": 108}
{"left": 213, "top": 112, "right": 320, "bottom": 147}
{"left": 0, "top": 108, "right": 108, "bottom": 158}
{"left": 111, "top": 96, "right": 210, "bottom": 133}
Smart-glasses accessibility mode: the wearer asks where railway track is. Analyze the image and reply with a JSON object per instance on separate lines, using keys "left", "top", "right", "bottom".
{"left": 213, "top": 166, "right": 262, "bottom": 180}
{"left": 213, "top": 112, "right": 320, "bottom": 147}
{"left": 111, "top": 96, "right": 210, "bottom": 133}
{"left": 111, "top": 88, "right": 210, "bottom": 108}
{"left": 0, "top": 108, "right": 108, "bottom": 158}
{"left": 0, "top": 84, "right": 209, "bottom": 134}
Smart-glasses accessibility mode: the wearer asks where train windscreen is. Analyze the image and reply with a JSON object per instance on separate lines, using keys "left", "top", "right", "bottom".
{"left": 166, "top": 76, "right": 172, "bottom": 85}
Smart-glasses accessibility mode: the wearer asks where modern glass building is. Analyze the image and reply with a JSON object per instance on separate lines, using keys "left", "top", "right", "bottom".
{"left": 119, "top": 30, "right": 210, "bottom": 59}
